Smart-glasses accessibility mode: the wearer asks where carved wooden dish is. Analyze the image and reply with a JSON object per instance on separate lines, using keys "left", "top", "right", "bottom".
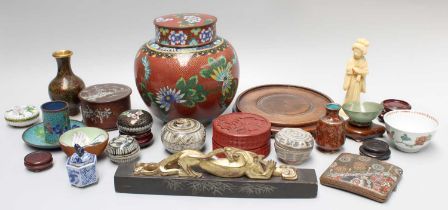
{"left": 234, "top": 84, "right": 333, "bottom": 134}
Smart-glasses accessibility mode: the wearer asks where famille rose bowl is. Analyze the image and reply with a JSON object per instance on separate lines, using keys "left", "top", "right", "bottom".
{"left": 384, "top": 110, "right": 438, "bottom": 153}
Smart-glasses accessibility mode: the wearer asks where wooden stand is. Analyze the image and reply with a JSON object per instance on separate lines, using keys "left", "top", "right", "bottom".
{"left": 114, "top": 163, "right": 318, "bottom": 198}
{"left": 345, "top": 121, "right": 385, "bottom": 142}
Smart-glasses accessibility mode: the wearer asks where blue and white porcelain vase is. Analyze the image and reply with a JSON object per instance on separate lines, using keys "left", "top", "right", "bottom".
{"left": 66, "top": 144, "right": 98, "bottom": 187}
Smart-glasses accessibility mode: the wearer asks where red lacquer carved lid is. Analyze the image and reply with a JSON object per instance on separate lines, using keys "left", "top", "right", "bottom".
{"left": 212, "top": 113, "right": 271, "bottom": 149}
{"left": 154, "top": 13, "right": 217, "bottom": 48}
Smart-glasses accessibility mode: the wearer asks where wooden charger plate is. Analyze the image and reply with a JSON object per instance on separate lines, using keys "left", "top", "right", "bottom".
{"left": 234, "top": 84, "right": 333, "bottom": 134}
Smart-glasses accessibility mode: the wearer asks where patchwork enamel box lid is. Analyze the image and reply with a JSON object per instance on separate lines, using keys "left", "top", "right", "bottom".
{"left": 212, "top": 112, "right": 271, "bottom": 150}
{"left": 275, "top": 128, "right": 314, "bottom": 151}
{"left": 117, "top": 109, "right": 153, "bottom": 134}
{"left": 106, "top": 135, "right": 140, "bottom": 163}
{"left": 5, "top": 105, "right": 39, "bottom": 127}
{"left": 154, "top": 13, "right": 217, "bottom": 47}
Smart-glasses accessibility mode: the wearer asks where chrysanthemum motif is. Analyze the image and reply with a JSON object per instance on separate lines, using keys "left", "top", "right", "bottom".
{"left": 211, "top": 62, "right": 233, "bottom": 94}
{"left": 199, "top": 27, "right": 213, "bottom": 43}
{"left": 155, "top": 87, "right": 186, "bottom": 111}
{"left": 183, "top": 15, "right": 201, "bottom": 24}
{"left": 168, "top": 31, "right": 188, "bottom": 45}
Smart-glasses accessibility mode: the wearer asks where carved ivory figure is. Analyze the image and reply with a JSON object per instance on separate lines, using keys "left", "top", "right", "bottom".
{"left": 343, "top": 38, "right": 369, "bottom": 104}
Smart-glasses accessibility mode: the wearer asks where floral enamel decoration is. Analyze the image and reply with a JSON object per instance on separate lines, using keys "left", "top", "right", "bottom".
{"left": 199, "top": 27, "right": 213, "bottom": 43}
{"left": 183, "top": 15, "right": 201, "bottom": 24}
{"left": 124, "top": 110, "right": 144, "bottom": 125}
{"left": 141, "top": 56, "right": 151, "bottom": 81}
{"left": 155, "top": 17, "right": 173, "bottom": 23}
{"left": 168, "top": 31, "right": 188, "bottom": 46}
{"left": 156, "top": 87, "right": 186, "bottom": 111}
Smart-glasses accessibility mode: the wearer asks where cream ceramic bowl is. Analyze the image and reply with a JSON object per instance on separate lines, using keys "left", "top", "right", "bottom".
{"left": 384, "top": 110, "right": 438, "bottom": 153}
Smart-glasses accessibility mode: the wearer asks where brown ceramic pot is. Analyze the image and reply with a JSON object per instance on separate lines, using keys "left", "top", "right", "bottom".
{"left": 315, "top": 103, "right": 345, "bottom": 152}
{"left": 49, "top": 50, "right": 85, "bottom": 116}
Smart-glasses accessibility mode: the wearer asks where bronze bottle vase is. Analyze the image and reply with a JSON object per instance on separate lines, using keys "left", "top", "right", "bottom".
{"left": 315, "top": 103, "right": 346, "bottom": 152}
{"left": 48, "top": 50, "right": 85, "bottom": 116}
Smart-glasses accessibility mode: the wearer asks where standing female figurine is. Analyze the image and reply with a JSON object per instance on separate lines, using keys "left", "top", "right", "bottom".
{"left": 343, "top": 38, "right": 369, "bottom": 104}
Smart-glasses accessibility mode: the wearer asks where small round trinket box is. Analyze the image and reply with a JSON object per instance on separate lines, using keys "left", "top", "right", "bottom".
{"left": 359, "top": 139, "right": 391, "bottom": 160}
{"left": 274, "top": 128, "right": 314, "bottom": 164}
{"left": 106, "top": 135, "right": 140, "bottom": 163}
{"left": 5, "top": 105, "right": 39, "bottom": 127}
{"left": 24, "top": 151, "right": 53, "bottom": 172}
{"left": 161, "top": 118, "right": 206, "bottom": 153}
{"left": 79, "top": 83, "right": 132, "bottom": 130}
{"left": 117, "top": 109, "right": 153, "bottom": 148}
{"left": 212, "top": 112, "right": 271, "bottom": 156}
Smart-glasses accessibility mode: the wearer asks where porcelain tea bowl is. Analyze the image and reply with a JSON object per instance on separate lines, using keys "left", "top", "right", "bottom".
{"left": 384, "top": 110, "right": 438, "bottom": 153}
{"left": 59, "top": 127, "right": 109, "bottom": 156}
{"left": 342, "top": 101, "right": 383, "bottom": 127}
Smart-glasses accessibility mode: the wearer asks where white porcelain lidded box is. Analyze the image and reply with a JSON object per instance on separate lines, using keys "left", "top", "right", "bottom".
{"left": 4, "top": 105, "right": 39, "bottom": 127}
{"left": 106, "top": 135, "right": 140, "bottom": 163}
{"left": 66, "top": 144, "right": 98, "bottom": 188}
{"left": 161, "top": 118, "right": 206, "bottom": 153}
{"left": 274, "top": 128, "right": 314, "bottom": 164}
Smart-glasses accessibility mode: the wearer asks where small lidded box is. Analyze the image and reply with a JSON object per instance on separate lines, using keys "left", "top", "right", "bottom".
{"left": 79, "top": 83, "right": 132, "bottom": 130}
{"left": 106, "top": 135, "right": 140, "bottom": 164}
{"left": 66, "top": 144, "right": 98, "bottom": 188}
{"left": 274, "top": 128, "right": 314, "bottom": 164}
{"left": 117, "top": 109, "right": 153, "bottom": 148}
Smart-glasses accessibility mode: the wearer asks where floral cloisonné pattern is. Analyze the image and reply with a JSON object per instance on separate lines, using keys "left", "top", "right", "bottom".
{"left": 168, "top": 31, "right": 188, "bottom": 46}
{"left": 155, "top": 87, "right": 186, "bottom": 112}
{"left": 199, "top": 27, "right": 213, "bottom": 43}
{"left": 200, "top": 56, "right": 238, "bottom": 105}
{"left": 321, "top": 153, "right": 403, "bottom": 199}
{"left": 141, "top": 56, "right": 151, "bottom": 81}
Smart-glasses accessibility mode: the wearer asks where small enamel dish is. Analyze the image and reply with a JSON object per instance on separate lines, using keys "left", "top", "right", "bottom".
{"left": 5, "top": 105, "right": 40, "bottom": 127}
{"left": 384, "top": 110, "right": 438, "bottom": 153}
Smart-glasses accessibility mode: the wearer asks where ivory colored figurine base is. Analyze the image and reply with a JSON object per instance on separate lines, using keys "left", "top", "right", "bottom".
{"left": 345, "top": 122, "right": 385, "bottom": 142}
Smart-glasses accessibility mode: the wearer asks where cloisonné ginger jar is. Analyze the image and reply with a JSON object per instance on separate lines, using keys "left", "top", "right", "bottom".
{"left": 134, "top": 13, "right": 239, "bottom": 124}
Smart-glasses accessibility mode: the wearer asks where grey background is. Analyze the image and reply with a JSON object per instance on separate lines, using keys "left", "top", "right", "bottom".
{"left": 1, "top": 0, "right": 447, "bottom": 209}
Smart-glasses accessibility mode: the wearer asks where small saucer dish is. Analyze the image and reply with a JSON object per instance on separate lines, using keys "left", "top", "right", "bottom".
{"left": 5, "top": 105, "right": 40, "bottom": 127}
{"left": 384, "top": 110, "right": 438, "bottom": 153}
{"left": 22, "top": 120, "right": 85, "bottom": 149}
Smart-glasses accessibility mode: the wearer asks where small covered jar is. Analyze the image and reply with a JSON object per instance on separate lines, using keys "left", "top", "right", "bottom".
{"left": 106, "top": 135, "right": 140, "bottom": 163}
{"left": 274, "top": 128, "right": 314, "bottom": 164}
{"left": 5, "top": 105, "right": 39, "bottom": 127}
{"left": 65, "top": 144, "right": 98, "bottom": 188}
{"left": 161, "top": 118, "right": 206, "bottom": 153}
{"left": 117, "top": 109, "right": 153, "bottom": 148}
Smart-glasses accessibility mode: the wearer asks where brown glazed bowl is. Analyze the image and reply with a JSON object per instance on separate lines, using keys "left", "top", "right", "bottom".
{"left": 59, "top": 127, "right": 109, "bottom": 156}
{"left": 79, "top": 83, "right": 132, "bottom": 130}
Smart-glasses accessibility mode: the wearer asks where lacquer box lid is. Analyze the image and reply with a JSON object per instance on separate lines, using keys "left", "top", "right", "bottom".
{"left": 154, "top": 13, "right": 217, "bottom": 48}
{"left": 117, "top": 109, "right": 153, "bottom": 134}
{"left": 212, "top": 112, "right": 271, "bottom": 150}
{"left": 24, "top": 151, "right": 53, "bottom": 172}
{"left": 79, "top": 83, "right": 132, "bottom": 103}
{"left": 275, "top": 128, "right": 314, "bottom": 150}
{"left": 320, "top": 153, "right": 403, "bottom": 203}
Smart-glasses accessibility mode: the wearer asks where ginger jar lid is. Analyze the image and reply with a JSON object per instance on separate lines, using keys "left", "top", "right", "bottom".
{"left": 154, "top": 13, "right": 217, "bottom": 48}
{"left": 274, "top": 128, "right": 314, "bottom": 150}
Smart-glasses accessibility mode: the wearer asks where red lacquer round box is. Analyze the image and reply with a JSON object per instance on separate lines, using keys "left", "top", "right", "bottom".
{"left": 134, "top": 13, "right": 240, "bottom": 124}
{"left": 212, "top": 112, "right": 271, "bottom": 156}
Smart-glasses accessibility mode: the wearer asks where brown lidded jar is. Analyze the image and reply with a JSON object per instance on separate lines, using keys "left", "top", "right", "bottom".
{"left": 315, "top": 103, "right": 345, "bottom": 152}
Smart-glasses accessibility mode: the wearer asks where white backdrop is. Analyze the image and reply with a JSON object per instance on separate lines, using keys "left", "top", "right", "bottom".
{"left": 1, "top": 0, "right": 447, "bottom": 209}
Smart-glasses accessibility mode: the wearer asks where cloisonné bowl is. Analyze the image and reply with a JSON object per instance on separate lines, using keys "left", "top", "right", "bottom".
{"left": 342, "top": 101, "right": 383, "bottom": 126}
{"left": 384, "top": 110, "right": 438, "bottom": 153}
{"left": 59, "top": 127, "right": 109, "bottom": 156}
